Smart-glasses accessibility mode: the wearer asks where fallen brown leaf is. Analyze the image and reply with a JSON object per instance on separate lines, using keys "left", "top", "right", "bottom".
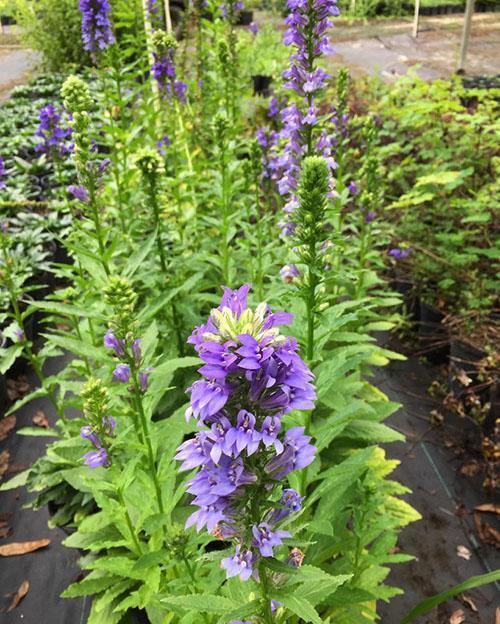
{"left": 7, "top": 580, "right": 29, "bottom": 612}
{"left": 32, "top": 410, "right": 49, "bottom": 429}
{"left": 6, "top": 463, "right": 28, "bottom": 475}
{"left": 0, "top": 512, "right": 12, "bottom": 539}
{"left": 459, "top": 593, "right": 478, "bottom": 612}
{"left": 449, "top": 609, "right": 465, "bottom": 624}
{"left": 474, "top": 512, "right": 500, "bottom": 548}
{"left": 459, "top": 460, "right": 481, "bottom": 478}
{"left": 0, "top": 450, "right": 10, "bottom": 478}
{"left": 0, "top": 539, "right": 50, "bottom": 557}
{"left": 456, "top": 369, "right": 472, "bottom": 387}
{"left": 6, "top": 376, "right": 30, "bottom": 401}
{"left": 455, "top": 504, "right": 469, "bottom": 518}
{"left": 474, "top": 503, "right": 500, "bottom": 515}
{"left": 0, "top": 415, "right": 16, "bottom": 441}
{"left": 456, "top": 545, "right": 472, "bottom": 560}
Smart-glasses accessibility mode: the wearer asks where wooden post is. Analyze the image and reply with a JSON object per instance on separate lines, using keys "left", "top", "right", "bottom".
{"left": 458, "top": 0, "right": 475, "bottom": 72}
{"left": 163, "top": 0, "right": 173, "bottom": 33}
{"left": 412, "top": 0, "right": 421, "bottom": 38}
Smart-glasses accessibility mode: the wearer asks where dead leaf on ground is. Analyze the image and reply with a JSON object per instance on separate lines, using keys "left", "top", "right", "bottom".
{"left": 6, "top": 376, "right": 31, "bottom": 401}
{"left": 455, "top": 504, "right": 469, "bottom": 518}
{"left": 32, "top": 410, "right": 49, "bottom": 429}
{"left": 0, "top": 539, "right": 50, "bottom": 557}
{"left": 455, "top": 369, "right": 472, "bottom": 387}
{"left": 449, "top": 609, "right": 465, "bottom": 624}
{"left": 459, "top": 460, "right": 481, "bottom": 478}
{"left": 474, "top": 512, "right": 500, "bottom": 548}
{"left": 459, "top": 593, "right": 478, "bottom": 612}
{"left": 456, "top": 545, "right": 472, "bottom": 560}
{"left": 0, "top": 512, "right": 12, "bottom": 539}
{"left": 0, "top": 415, "right": 16, "bottom": 441}
{"left": 430, "top": 409, "right": 444, "bottom": 427}
{"left": 6, "top": 463, "right": 27, "bottom": 475}
{"left": 0, "top": 450, "right": 10, "bottom": 478}
{"left": 474, "top": 503, "right": 500, "bottom": 515}
{"left": 6, "top": 580, "right": 29, "bottom": 612}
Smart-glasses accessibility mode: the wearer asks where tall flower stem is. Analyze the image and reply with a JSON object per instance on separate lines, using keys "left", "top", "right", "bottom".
{"left": 130, "top": 365, "right": 165, "bottom": 519}
{"left": 260, "top": 564, "right": 274, "bottom": 624}
{"left": 88, "top": 180, "right": 110, "bottom": 276}
{"left": 117, "top": 488, "right": 143, "bottom": 555}
{"left": 0, "top": 236, "right": 65, "bottom": 421}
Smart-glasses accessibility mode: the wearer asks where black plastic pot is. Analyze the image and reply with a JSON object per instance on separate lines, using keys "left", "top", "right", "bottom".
{"left": 47, "top": 500, "right": 77, "bottom": 537}
{"left": 236, "top": 10, "right": 253, "bottom": 25}
{"left": 0, "top": 373, "right": 8, "bottom": 415}
{"left": 417, "top": 301, "right": 449, "bottom": 363}
{"left": 389, "top": 278, "right": 419, "bottom": 322}
{"left": 129, "top": 609, "right": 150, "bottom": 624}
{"left": 252, "top": 75, "right": 273, "bottom": 97}
{"left": 448, "top": 337, "right": 486, "bottom": 397}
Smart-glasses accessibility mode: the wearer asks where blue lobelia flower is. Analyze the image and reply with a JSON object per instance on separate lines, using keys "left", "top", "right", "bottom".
{"left": 176, "top": 285, "right": 316, "bottom": 582}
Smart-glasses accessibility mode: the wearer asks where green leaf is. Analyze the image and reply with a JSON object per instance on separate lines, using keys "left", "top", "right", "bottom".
{"left": 401, "top": 569, "right": 500, "bottom": 623}
{"left": 61, "top": 572, "right": 118, "bottom": 598}
{"left": 124, "top": 231, "right": 156, "bottom": 277}
{"left": 161, "top": 594, "right": 238, "bottom": 614}
{"left": 146, "top": 356, "right": 199, "bottom": 412}
{"left": 0, "top": 344, "right": 24, "bottom": 374}
{"left": 274, "top": 592, "right": 322, "bottom": 624}
{"left": 341, "top": 420, "right": 404, "bottom": 443}
{"left": 17, "top": 426, "right": 59, "bottom": 437}
{"left": 132, "top": 549, "right": 168, "bottom": 570}
{"left": 43, "top": 332, "right": 108, "bottom": 363}
{"left": 0, "top": 468, "right": 30, "bottom": 491}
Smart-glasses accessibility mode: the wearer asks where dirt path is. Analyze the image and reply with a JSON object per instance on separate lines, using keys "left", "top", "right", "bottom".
{"left": 327, "top": 13, "right": 500, "bottom": 80}
{"left": 0, "top": 47, "right": 40, "bottom": 102}
{"left": 256, "top": 11, "right": 500, "bottom": 80}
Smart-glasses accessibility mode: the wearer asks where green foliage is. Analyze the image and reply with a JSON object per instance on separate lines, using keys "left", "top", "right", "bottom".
{"left": 354, "top": 73, "right": 499, "bottom": 340}
{"left": 15, "top": 0, "right": 90, "bottom": 71}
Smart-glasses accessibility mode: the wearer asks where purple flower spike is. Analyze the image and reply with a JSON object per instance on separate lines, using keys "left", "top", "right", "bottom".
{"left": 79, "top": 0, "right": 115, "bottom": 53}
{"left": 131, "top": 338, "right": 142, "bottom": 364}
{"left": 221, "top": 546, "right": 255, "bottom": 581}
{"left": 348, "top": 180, "right": 359, "bottom": 195}
{"left": 113, "top": 364, "right": 131, "bottom": 383}
{"left": 102, "top": 415, "right": 116, "bottom": 435}
{"left": 34, "top": 104, "right": 73, "bottom": 157}
{"left": 177, "top": 285, "right": 316, "bottom": 582}
{"left": 139, "top": 368, "right": 153, "bottom": 392}
{"left": 104, "top": 328, "right": 125, "bottom": 356}
{"left": 68, "top": 185, "right": 90, "bottom": 203}
{"left": 280, "top": 264, "right": 301, "bottom": 283}
{"left": 365, "top": 210, "right": 376, "bottom": 223}
{"left": 83, "top": 447, "right": 109, "bottom": 468}
{"left": 389, "top": 247, "right": 412, "bottom": 260}
{"left": 225, "top": 410, "right": 261, "bottom": 456}
{"left": 252, "top": 522, "right": 290, "bottom": 557}
{"left": 80, "top": 425, "right": 101, "bottom": 448}
{"left": 0, "top": 157, "right": 6, "bottom": 190}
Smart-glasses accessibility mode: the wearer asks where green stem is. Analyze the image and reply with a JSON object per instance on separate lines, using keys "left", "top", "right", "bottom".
{"left": 131, "top": 368, "right": 165, "bottom": 518}
{"left": 118, "top": 489, "right": 142, "bottom": 556}
{"left": 259, "top": 564, "right": 274, "bottom": 624}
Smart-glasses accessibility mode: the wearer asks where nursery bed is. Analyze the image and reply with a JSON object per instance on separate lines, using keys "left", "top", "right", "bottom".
{"left": 375, "top": 336, "right": 500, "bottom": 623}
{"left": 1, "top": 342, "right": 498, "bottom": 623}
{"left": 0, "top": 356, "right": 90, "bottom": 623}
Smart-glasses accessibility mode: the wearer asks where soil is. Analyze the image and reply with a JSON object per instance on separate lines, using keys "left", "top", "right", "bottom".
{"left": 375, "top": 334, "right": 500, "bottom": 623}
{"left": 0, "top": 355, "right": 90, "bottom": 623}
{"left": 0, "top": 47, "right": 40, "bottom": 102}
{"left": 1, "top": 336, "right": 498, "bottom": 623}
